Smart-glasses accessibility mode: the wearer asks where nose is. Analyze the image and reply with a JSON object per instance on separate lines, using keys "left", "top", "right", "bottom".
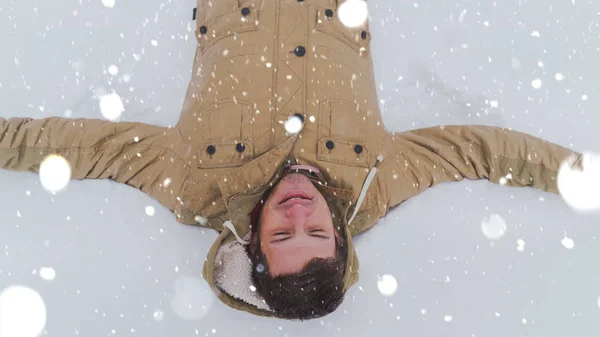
{"left": 285, "top": 204, "right": 312, "bottom": 227}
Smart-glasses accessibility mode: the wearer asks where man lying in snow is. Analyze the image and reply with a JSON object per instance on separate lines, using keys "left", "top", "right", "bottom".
{"left": 0, "top": 0, "right": 587, "bottom": 320}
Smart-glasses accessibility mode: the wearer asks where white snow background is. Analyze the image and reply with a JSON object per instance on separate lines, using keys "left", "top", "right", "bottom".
{"left": 1, "top": 0, "right": 600, "bottom": 336}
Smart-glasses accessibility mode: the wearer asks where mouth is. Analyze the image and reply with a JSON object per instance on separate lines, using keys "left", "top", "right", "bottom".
{"left": 279, "top": 191, "right": 312, "bottom": 205}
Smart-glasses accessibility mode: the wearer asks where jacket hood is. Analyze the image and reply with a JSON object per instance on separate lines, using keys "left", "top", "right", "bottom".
{"left": 201, "top": 132, "right": 384, "bottom": 318}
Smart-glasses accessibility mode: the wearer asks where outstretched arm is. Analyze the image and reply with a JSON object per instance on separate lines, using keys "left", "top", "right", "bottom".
{"left": 376, "top": 125, "right": 584, "bottom": 213}
{"left": 0, "top": 116, "right": 189, "bottom": 216}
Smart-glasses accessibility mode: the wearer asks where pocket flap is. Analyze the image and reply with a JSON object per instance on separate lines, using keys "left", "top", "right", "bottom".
{"left": 197, "top": 99, "right": 255, "bottom": 168}
{"left": 315, "top": 8, "right": 370, "bottom": 55}
{"left": 317, "top": 99, "right": 370, "bottom": 167}
{"left": 196, "top": 9, "right": 259, "bottom": 54}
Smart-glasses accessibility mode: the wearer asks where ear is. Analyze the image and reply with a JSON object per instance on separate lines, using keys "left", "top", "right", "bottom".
{"left": 249, "top": 231, "right": 259, "bottom": 255}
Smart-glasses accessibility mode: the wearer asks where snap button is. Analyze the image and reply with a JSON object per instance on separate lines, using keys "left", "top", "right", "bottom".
{"left": 361, "top": 31, "right": 368, "bottom": 39}
{"left": 354, "top": 144, "right": 363, "bottom": 154}
{"left": 241, "top": 7, "right": 250, "bottom": 16}
{"left": 199, "top": 26, "right": 208, "bottom": 35}
{"left": 325, "top": 9, "right": 334, "bottom": 18}
{"left": 236, "top": 143, "right": 246, "bottom": 153}
{"left": 326, "top": 140, "right": 335, "bottom": 150}
{"left": 206, "top": 145, "right": 216, "bottom": 155}
{"left": 294, "top": 46, "right": 306, "bottom": 57}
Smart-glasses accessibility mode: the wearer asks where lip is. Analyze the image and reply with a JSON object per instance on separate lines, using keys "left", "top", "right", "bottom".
{"left": 281, "top": 198, "right": 313, "bottom": 208}
{"left": 279, "top": 190, "right": 312, "bottom": 205}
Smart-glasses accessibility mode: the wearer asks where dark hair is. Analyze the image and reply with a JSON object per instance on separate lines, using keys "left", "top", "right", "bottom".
{"left": 249, "top": 186, "right": 348, "bottom": 320}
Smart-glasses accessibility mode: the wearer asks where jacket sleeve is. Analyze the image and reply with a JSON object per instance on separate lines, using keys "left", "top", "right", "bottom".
{"left": 0, "top": 116, "right": 189, "bottom": 215}
{"left": 376, "top": 124, "right": 584, "bottom": 213}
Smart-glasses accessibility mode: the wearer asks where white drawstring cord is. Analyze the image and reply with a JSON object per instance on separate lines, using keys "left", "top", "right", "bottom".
{"left": 223, "top": 220, "right": 250, "bottom": 245}
{"left": 348, "top": 155, "right": 384, "bottom": 226}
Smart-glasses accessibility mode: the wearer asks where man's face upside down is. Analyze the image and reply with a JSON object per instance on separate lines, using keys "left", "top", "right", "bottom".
{"left": 257, "top": 173, "right": 338, "bottom": 276}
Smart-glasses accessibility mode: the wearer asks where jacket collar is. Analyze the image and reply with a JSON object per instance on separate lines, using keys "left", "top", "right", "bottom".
{"left": 217, "top": 133, "right": 299, "bottom": 210}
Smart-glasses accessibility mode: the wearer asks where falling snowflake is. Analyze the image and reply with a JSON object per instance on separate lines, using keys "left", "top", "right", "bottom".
{"left": 145, "top": 206, "right": 155, "bottom": 216}
{"left": 555, "top": 73, "right": 565, "bottom": 81}
{"left": 517, "top": 239, "right": 525, "bottom": 251}
{"left": 481, "top": 214, "right": 507, "bottom": 240}
{"left": 499, "top": 173, "right": 512, "bottom": 185}
{"left": 561, "top": 236, "right": 575, "bottom": 249}
{"left": 338, "top": 0, "right": 368, "bottom": 28}
{"left": 170, "top": 276, "right": 214, "bottom": 320}
{"left": 377, "top": 274, "right": 397, "bottom": 296}
{"left": 0, "top": 285, "right": 47, "bottom": 337}
{"left": 194, "top": 215, "right": 208, "bottom": 226}
{"left": 557, "top": 152, "right": 600, "bottom": 212}
{"left": 458, "top": 9, "right": 467, "bottom": 23}
{"left": 39, "top": 154, "right": 72, "bottom": 193}
{"left": 153, "top": 310, "right": 164, "bottom": 321}
{"left": 108, "top": 65, "right": 119, "bottom": 75}
{"left": 284, "top": 115, "right": 303, "bottom": 134}
{"left": 102, "top": 0, "right": 115, "bottom": 8}
{"left": 99, "top": 92, "right": 124, "bottom": 121}
{"left": 531, "top": 79, "right": 542, "bottom": 89}
{"left": 39, "top": 268, "right": 56, "bottom": 281}
{"left": 444, "top": 315, "right": 453, "bottom": 322}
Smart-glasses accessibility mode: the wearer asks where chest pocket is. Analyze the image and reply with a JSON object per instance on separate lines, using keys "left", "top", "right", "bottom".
{"left": 196, "top": 1, "right": 259, "bottom": 56}
{"left": 315, "top": 7, "right": 371, "bottom": 56}
{"left": 197, "top": 99, "right": 255, "bottom": 168}
{"left": 317, "top": 99, "right": 383, "bottom": 168}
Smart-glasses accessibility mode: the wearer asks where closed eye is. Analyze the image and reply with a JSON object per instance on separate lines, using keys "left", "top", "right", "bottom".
{"left": 271, "top": 231, "right": 290, "bottom": 243}
{"left": 310, "top": 229, "right": 329, "bottom": 239}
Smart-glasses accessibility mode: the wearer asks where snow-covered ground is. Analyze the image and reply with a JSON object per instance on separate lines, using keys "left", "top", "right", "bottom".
{"left": 1, "top": 0, "right": 600, "bottom": 336}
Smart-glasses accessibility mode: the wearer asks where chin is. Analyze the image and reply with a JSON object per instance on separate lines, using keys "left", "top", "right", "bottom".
{"left": 278, "top": 173, "right": 311, "bottom": 186}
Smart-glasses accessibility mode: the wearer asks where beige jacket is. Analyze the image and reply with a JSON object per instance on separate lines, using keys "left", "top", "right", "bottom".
{"left": 0, "top": 0, "right": 583, "bottom": 317}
